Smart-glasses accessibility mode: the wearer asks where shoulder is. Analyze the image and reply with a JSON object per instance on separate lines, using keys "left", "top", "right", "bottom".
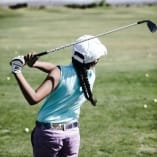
{"left": 48, "top": 66, "right": 61, "bottom": 89}
{"left": 49, "top": 66, "right": 61, "bottom": 78}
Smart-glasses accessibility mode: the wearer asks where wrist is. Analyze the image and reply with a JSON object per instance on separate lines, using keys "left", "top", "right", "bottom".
{"left": 12, "top": 70, "right": 22, "bottom": 74}
{"left": 12, "top": 71, "right": 22, "bottom": 76}
{"left": 32, "top": 60, "right": 39, "bottom": 67}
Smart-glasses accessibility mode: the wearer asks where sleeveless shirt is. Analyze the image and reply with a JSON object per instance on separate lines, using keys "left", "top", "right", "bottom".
{"left": 37, "top": 64, "right": 95, "bottom": 124}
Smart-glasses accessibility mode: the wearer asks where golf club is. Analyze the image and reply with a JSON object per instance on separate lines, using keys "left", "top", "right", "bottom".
{"left": 36, "top": 20, "right": 157, "bottom": 57}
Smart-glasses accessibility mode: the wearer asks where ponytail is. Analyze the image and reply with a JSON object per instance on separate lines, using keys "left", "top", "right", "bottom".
{"left": 72, "top": 58, "right": 97, "bottom": 106}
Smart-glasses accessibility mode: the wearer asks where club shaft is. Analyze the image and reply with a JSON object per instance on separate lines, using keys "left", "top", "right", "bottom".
{"left": 36, "top": 22, "right": 139, "bottom": 57}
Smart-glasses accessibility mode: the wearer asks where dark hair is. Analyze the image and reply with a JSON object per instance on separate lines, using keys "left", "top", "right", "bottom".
{"left": 72, "top": 57, "right": 97, "bottom": 106}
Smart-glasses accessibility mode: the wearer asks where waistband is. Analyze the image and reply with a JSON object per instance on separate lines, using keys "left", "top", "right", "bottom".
{"left": 36, "top": 121, "right": 79, "bottom": 131}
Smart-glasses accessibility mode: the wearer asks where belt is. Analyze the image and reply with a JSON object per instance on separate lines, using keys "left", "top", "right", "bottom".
{"left": 36, "top": 121, "right": 79, "bottom": 131}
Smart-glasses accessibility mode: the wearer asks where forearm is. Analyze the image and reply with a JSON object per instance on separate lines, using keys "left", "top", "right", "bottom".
{"left": 14, "top": 73, "right": 39, "bottom": 105}
{"left": 32, "top": 61, "right": 56, "bottom": 73}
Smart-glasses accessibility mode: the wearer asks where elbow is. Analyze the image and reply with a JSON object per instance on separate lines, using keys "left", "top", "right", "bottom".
{"left": 28, "top": 100, "right": 37, "bottom": 106}
{"left": 26, "top": 97, "right": 40, "bottom": 106}
{"left": 25, "top": 92, "right": 44, "bottom": 106}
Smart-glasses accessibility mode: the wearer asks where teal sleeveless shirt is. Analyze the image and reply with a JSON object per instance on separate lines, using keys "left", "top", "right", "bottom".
{"left": 37, "top": 64, "right": 95, "bottom": 124}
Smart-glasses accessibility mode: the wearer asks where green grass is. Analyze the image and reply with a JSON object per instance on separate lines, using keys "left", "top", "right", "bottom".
{"left": 0, "top": 5, "right": 157, "bottom": 157}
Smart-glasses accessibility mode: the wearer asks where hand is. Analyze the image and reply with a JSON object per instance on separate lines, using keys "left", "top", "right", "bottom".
{"left": 10, "top": 56, "right": 25, "bottom": 74}
{"left": 24, "top": 53, "right": 39, "bottom": 67}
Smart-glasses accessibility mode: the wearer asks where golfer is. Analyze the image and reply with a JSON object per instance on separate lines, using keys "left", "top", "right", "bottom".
{"left": 10, "top": 35, "right": 107, "bottom": 157}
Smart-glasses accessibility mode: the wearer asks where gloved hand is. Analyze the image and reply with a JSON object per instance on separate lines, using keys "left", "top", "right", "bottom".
{"left": 24, "top": 53, "right": 39, "bottom": 67}
{"left": 10, "top": 56, "right": 25, "bottom": 74}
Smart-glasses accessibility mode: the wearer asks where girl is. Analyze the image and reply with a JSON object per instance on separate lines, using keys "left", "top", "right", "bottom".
{"left": 10, "top": 35, "right": 107, "bottom": 157}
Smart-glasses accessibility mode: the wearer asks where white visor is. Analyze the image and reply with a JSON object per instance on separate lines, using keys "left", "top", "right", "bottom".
{"left": 72, "top": 35, "right": 107, "bottom": 64}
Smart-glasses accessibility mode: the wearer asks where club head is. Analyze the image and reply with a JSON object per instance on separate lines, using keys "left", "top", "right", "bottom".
{"left": 147, "top": 20, "right": 157, "bottom": 33}
{"left": 137, "top": 20, "right": 157, "bottom": 33}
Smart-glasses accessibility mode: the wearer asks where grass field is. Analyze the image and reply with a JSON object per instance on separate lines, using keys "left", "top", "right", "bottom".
{"left": 0, "top": 5, "right": 157, "bottom": 157}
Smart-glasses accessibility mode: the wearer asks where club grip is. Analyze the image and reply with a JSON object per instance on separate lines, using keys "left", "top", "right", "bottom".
{"left": 36, "top": 51, "right": 48, "bottom": 57}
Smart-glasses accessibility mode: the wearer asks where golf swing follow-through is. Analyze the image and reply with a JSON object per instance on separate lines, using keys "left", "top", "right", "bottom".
{"left": 10, "top": 20, "right": 156, "bottom": 157}
{"left": 36, "top": 19, "right": 157, "bottom": 57}
{"left": 10, "top": 35, "right": 107, "bottom": 157}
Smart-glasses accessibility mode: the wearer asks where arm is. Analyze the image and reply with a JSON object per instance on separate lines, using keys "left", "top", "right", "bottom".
{"left": 10, "top": 55, "right": 61, "bottom": 105}
{"left": 25, "top": 53, "right": 56, "bottom": 73}
{"left": 32, "top": 61, "right": 56, "bottom": 73}
{"left": 14, "top": 66, "right": 61, "bottom": 105}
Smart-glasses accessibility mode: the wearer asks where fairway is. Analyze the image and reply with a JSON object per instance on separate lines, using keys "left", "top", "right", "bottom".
{"left": 0, "top": 5, "right": 157, "bottom": 157}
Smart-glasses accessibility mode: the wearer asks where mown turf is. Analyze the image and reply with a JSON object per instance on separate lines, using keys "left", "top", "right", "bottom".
{"left": 0, "top": 5, "right": 157, "bottom": 157}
